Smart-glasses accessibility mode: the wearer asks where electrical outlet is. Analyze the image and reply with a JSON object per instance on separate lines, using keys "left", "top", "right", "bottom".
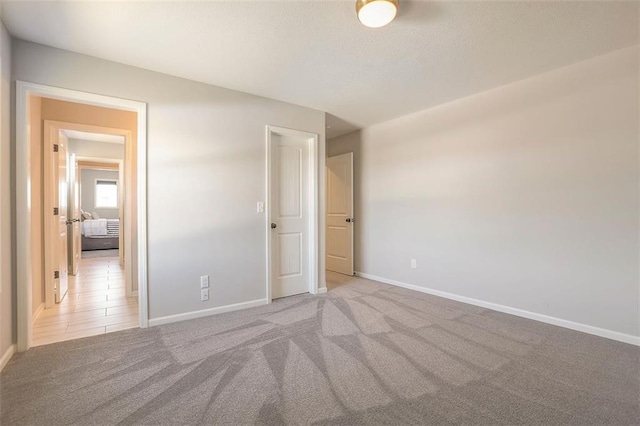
{"left": 201, "top": 288, "right": 209, "bottom": 301}
{"left": 411, "top": 259, "right": 417, "bottom": 269}
{"left": 200, "top": 275, "right": 209, "bottom": 288}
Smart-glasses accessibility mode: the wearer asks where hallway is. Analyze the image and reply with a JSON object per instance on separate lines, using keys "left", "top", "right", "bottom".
{"left": 32, "top": 254, "right": 138, "bottom": 346}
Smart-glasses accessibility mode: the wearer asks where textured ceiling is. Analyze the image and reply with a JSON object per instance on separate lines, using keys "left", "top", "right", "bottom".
{"left": 2, "top": 1, "right": 638, "bottom": 138}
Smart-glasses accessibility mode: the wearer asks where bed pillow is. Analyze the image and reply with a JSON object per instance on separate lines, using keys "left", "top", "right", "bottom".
{"left": 92, "top": 212, "right": 100, "bottom": 219}
{"left": 82, "top": 211, "right": 93, "bottom": 220}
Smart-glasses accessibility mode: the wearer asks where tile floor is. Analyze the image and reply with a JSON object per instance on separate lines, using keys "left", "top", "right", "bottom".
{"left": 32, "top": 253, "right": 138, "bottom": 347}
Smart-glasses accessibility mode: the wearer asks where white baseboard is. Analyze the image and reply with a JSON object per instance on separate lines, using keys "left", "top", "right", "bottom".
{"left": 148, "top": 298, "right": 269, "bottom": 327}
{"left": 316, "top": 287, "right": 328, "bottom": 294}
{"left": 32, "top": 303, "right": 44, "bottom": 324}
{"left": 0, "top": 344, "right": 16, "bottom": 373}
{"left": 355, "top": 271, "right": 640, "bottom": 347}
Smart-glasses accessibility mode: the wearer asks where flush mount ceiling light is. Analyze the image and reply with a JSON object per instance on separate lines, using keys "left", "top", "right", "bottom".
{"left": 356, "top": 0, "right": 398, "bottom": 28}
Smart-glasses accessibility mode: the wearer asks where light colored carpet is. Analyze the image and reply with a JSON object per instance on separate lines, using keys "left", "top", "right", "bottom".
{"left": 82, "top": 249, "right": 119, "bottom": 259}
{"left": 1, "top": 271, "right": 638, "bottom": 425}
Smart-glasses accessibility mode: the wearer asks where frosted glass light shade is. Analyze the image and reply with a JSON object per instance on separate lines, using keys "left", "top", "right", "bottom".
{"left": 356, "top": 0, "right": 398, "bottom": 28}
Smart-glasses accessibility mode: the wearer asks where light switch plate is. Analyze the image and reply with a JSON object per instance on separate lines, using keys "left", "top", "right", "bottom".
{"left": 257, "top": 201, "right": 265, "bottom": 213}
{"left": 200, "top": 275, "right": 209, "bottom": 288}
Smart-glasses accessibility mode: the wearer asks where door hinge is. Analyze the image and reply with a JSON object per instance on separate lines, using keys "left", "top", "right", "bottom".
{"left": 53, "top": 207, "right": 59, "bottom": 216}
{"left": 53, "top": 144, "right": 59, "bottom": 152}
{"left": 54, "top": 270, "right": 60, "bottom": 279}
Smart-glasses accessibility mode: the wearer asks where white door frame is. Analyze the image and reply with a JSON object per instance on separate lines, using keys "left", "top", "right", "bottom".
{"left": 16, "top": 81, "right": 148, "bottom": 352}
{"left": 265, "top": 125, "right": 319, "bottom": 302}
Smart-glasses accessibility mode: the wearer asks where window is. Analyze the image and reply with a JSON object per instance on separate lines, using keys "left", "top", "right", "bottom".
{"left": 95, "top": 179, "right": 118, "bottom": 208}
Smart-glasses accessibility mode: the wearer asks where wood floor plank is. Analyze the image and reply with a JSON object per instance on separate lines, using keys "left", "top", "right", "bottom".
{"left": 67, "top": 313, "right": 139, "bottom": 332}
{"left": 31, "top": 255, "right": 138, "bottom": 346}
{"left": 105, "top": 321, "right": 138, "bottom": 333}
{"left": 106, "top": 305, "right": 137, "bottom": 316}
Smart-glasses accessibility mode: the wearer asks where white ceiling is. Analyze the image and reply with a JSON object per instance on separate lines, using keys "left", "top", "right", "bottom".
{"left": 62, "top": 129, "right": 125, "bottom": 144}
{"left": 2, "top": 1, "right": 638, "bottom": 138}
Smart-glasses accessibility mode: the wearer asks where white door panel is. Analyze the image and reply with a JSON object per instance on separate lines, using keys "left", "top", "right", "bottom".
{"left": 45, "top": 126, "right": 70, "bottom": 308}
{"left": 56, "top": 136, "right": 69, "bottom": 303}
{"left": 68, "top": 153, "right": 81, "bottom": 275}
{"left": 326, "top": 153, "right": 354, "bottom": 275}
{"left": 270, "top": 134, "right": 311, "bottom": 299}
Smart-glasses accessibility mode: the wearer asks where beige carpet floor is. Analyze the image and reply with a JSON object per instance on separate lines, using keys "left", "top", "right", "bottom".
{"left": 1, "top": 271, "right": 638, "bottom": 425}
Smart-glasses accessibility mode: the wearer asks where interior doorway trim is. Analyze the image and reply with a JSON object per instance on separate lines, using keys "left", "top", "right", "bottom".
{"left": 16, "top": 81, "right": 148, "bottom": 351}
{"left": 265, "top": 125, "right": 319, "bottom": 303}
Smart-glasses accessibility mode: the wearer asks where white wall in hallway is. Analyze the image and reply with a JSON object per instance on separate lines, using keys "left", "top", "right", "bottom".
{"left": 0, "top": 21, "right": 13, "bottom": 361}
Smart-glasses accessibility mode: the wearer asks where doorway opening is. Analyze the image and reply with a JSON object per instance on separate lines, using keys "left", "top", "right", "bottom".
{"left": 16, "top": 82, "right": 148, "bottom": 351}
{"left": 34, "top": 121, "right": 137, "bottom": 346}
{"left": 325, "top": 152, "right": 355, "bottom": 291}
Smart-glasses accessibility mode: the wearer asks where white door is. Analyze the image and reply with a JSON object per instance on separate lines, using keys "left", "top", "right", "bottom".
{"left": 270, "top": 133, "right": 311, "bottom": 299}
{"left": 68, "top": 153, "right": 81, "bottom": 275}
{"left": 326, "top": 153, "right": 354, "bottom": 276}
{"left": 55, "top": 134, "right": 69, "bottom": 303}
{"left": 44, "top": 126, "right": 70, "bottom": 307}
{"left": 52, "top": 133, "right": 69, "bottom": 304}
{"left": 118, "top": 163, "right": 124, "bottom": 268}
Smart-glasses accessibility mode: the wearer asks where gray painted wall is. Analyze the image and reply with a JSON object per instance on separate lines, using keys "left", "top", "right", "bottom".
{"left": 10, "top": 39, "right": 326, "bottom": 326}
{"left": 328, "top": 47, "right": 639, "bottom": 338}
{"left": 80, "top": 169, "right": 120, "bottom": 220}
{"left": 0, "top": 22, "right": 12, "bottom": 358}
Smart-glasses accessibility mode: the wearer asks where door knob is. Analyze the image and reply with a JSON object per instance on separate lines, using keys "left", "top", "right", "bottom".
{"left": 271, "top": 223, "right": 277, "bottom": 229}
{"left": 346, "top": 218, "right": 355, "bottom": 223}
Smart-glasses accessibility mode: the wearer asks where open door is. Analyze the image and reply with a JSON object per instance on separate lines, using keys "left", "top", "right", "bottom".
{"left": 326, "top": 152, "right": 354, "bottom": 276}
{"left": 269, "top": 133, "right": 312, "bottom": 299}
{"left": 119, "top": 163, "right": 124, "bottom": 268}
{"left": 267, "top": 127, "right": 319, "bottom": 300}
{"left": 44, "top": 124, "right": 70, "bottom": 307}
{"left": 68, "top": 153, "right": 81, "bottom": 275}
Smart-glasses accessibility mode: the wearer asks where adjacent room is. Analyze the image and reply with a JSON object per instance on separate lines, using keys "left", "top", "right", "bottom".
{"left": 0, "top": 1, "right": 638, "bottom": 425}
{"left": 23, "top": 95, "right": 139, "bottom": 347}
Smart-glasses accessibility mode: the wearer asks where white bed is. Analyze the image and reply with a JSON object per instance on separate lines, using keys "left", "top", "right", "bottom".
{"left": 82, "top": 219, "right": 120, "bottom": 251}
